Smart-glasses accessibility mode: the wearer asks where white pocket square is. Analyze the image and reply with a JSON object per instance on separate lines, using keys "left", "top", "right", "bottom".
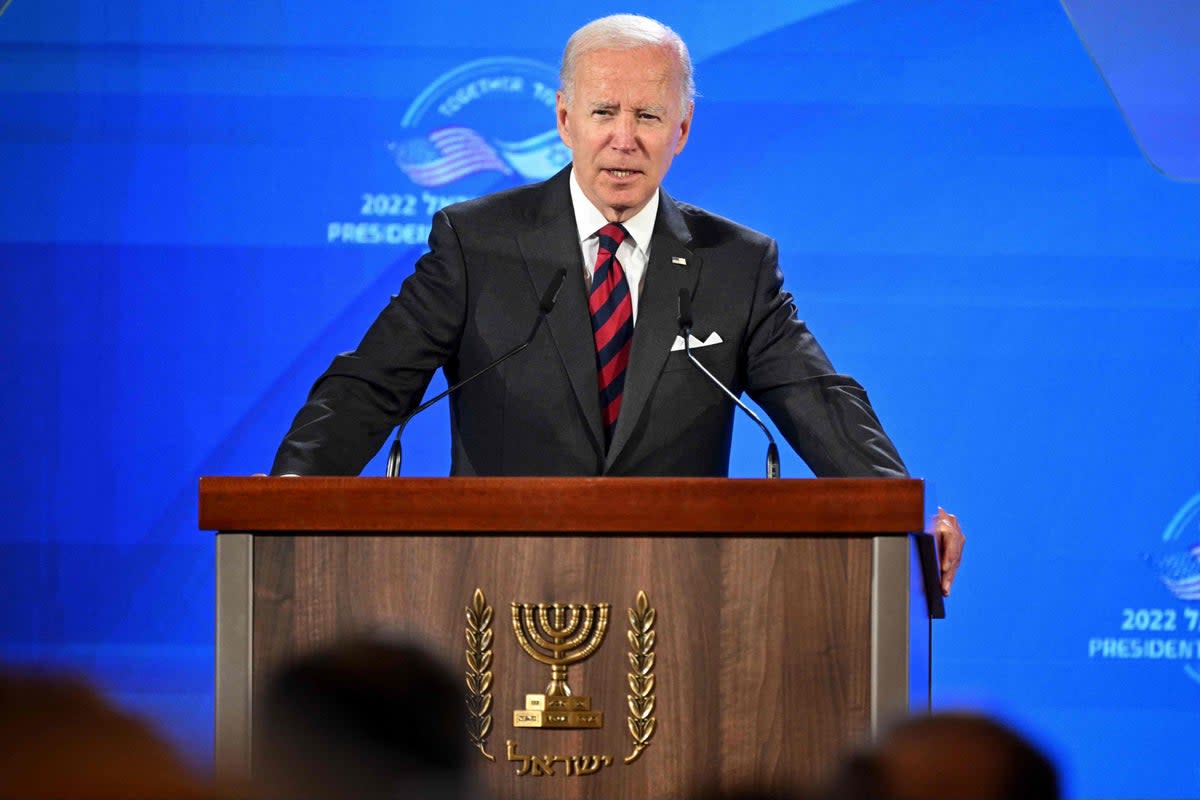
{"left": 670, "top": 331, "right": 724, "bottom": 352}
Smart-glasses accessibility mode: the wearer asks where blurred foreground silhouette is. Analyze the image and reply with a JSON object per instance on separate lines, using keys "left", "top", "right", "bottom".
{"left": 0, "top": 669, "right": 207, "bottom": 800}
{"left": 253, "top": 635, "right": 471, "bottom": 800}
{"left": 822, "top": 712, "right": 1059, "bottom": 800}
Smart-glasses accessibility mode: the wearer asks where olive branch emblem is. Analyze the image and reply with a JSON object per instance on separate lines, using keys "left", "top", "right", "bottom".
{"left": 465, "top": 588, "right": 495, "bottom": 760}
{"left": 624, "top": 590, "right": 656, "bottom": 763}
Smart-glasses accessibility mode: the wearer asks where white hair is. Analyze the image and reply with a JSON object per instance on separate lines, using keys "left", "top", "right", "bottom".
{"left": 560, "top": 14, "right": 695, "bottom": 115}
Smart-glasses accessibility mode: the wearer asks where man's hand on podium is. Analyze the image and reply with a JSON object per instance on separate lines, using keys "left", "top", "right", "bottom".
{"left": 933, "top": 507, "right": 965, "bottom": 597}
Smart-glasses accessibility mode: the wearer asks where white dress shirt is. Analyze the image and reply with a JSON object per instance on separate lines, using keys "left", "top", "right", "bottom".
{"left": 569, "top": 169, "right": 658, "bottom": 323}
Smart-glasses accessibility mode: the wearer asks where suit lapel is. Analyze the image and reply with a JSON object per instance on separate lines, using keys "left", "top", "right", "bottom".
{"left": 516, "top": 171, "right": 605, "bottom": 456}
{"left": 605, "top": 191, "right": 702, "bottom": 469}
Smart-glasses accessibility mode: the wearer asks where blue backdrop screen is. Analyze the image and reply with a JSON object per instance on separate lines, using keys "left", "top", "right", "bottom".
{"left": 2, "top": 2, "right": 1198, "bottom": 797}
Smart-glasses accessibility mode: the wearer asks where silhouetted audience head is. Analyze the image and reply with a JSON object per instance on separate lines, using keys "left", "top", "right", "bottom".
{"left": 254, "top": 635, "right": 469, "bottom": 800}
{"left": 690, "top": 785, "right": 816, "bottom": 800}
{"left": 825, "top": 712, "right": 1059, "bottom": 800}
{"left": 0, "top": 668, "right": 204, "bottom": 799}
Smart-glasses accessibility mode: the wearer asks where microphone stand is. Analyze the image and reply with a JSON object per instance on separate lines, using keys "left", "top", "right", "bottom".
{"left": 678, "top": 288, "right": 781, "bottom": 479}
{"left": 386, "top": 269, "right": 566, "bottom": 477}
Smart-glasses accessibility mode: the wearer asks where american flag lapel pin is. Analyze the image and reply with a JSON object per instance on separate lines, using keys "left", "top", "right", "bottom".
{"left": 671, "top": 256, "right": 687, "bottom": 267}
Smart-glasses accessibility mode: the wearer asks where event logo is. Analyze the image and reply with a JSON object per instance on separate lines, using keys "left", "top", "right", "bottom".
{"left": 1086, "top": 492, "right": 1200, "bottom": 687}
{"left": 390, "top": 58, "right": 570, "bottom": 189}
{"left": 328, "top": 57, "right": 570, "bottom": 246}
{"left": 1150, "top": 493, "right": 1200, "bottom": 603}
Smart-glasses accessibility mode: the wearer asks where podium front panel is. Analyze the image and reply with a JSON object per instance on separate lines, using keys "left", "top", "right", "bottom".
{"left": 216, "top": 531, "right": 925, "bottom": 797}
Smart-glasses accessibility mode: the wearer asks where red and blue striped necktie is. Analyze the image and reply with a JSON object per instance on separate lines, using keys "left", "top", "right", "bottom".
{"left": 589, "top": 223, "right": 634, "bottom": 447}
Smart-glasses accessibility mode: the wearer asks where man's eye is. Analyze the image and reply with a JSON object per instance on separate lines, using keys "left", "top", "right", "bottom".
{"left": 593, "top": 109, "right": 614, "bottom": 117}
{"left": 639, "top": 113, "right": 661, "bottom": 122}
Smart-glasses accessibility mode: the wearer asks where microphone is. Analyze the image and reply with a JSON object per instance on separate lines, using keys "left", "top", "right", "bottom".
{"left": 385, "top": 269, "right": 567, "bottom": 477}
{"left": 677, "top": 288, "right": 781, "bottom": 479}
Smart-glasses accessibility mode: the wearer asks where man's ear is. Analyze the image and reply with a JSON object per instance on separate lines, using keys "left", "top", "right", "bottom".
{"left": 556, "top": 90, "right": 573, "bottom": 149}
{"left": 674, "top": 101, "right": 695, "bottom": 155}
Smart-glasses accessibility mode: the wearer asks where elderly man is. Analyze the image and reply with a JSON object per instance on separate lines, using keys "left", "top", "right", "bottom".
{"left": 271, "top": 14, "right": 964, "bottom": 593}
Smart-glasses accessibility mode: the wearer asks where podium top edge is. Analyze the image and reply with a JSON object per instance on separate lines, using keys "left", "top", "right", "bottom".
{"left": 198, "top": 476, "right": 925, "bottom": 535}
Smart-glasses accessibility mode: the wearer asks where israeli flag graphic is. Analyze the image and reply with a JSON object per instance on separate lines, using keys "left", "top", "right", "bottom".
{"left": 494, "top": 129, "right": 572, "bottom": 180}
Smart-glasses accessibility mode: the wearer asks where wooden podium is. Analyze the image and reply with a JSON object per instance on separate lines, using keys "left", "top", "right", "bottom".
{"left": 200, "top": 476, "right": 941, "bottom": 798}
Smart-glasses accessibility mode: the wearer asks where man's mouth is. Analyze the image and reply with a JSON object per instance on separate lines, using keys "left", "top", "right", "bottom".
{"left": 605, "top": 169, "right": 640, "bottom": 179}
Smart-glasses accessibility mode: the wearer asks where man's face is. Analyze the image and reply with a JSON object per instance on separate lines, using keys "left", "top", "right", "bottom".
{"left": 557, "top": 45, "right": 694, "bottom": 223}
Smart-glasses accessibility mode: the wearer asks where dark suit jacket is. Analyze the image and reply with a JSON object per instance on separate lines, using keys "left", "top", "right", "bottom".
{"left": 271, "top": 168, "right": 907, "bottom": 477}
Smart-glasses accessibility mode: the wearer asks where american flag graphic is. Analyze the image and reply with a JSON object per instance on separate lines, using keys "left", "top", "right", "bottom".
{"left": 390, "top": 127, "right": 513, "bottom": 187}
{"left": 1153, "top": 543, "right": 1200, "bottom": 601}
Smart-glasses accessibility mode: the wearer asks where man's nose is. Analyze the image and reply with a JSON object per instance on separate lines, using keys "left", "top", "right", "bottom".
{"left": 610, "top": 112, "right": 638, "bottom": 150}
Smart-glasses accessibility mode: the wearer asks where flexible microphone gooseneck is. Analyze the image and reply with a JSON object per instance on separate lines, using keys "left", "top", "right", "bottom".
{"left": 385, "top": 269, "right": 567, "bottom": 477}
{"left": 677, "top": 288, "right": 781, "bottom": 479}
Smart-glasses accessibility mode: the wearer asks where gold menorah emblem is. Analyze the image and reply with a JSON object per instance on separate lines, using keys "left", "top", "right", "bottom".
{"left": 511, "top": 601, "right": 610, "bottom": 729}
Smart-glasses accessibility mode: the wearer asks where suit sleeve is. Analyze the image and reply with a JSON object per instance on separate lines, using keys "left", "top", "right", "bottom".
{"left": 270, "top": 210, "right": 468, "bottom": 475}
{"left": 743, "top": 240, "right": 908, "bottom": 478}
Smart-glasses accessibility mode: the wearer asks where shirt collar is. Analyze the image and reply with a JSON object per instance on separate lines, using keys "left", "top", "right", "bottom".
{"left": 569, "top": 168, "right": 659, "bottom": 254}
